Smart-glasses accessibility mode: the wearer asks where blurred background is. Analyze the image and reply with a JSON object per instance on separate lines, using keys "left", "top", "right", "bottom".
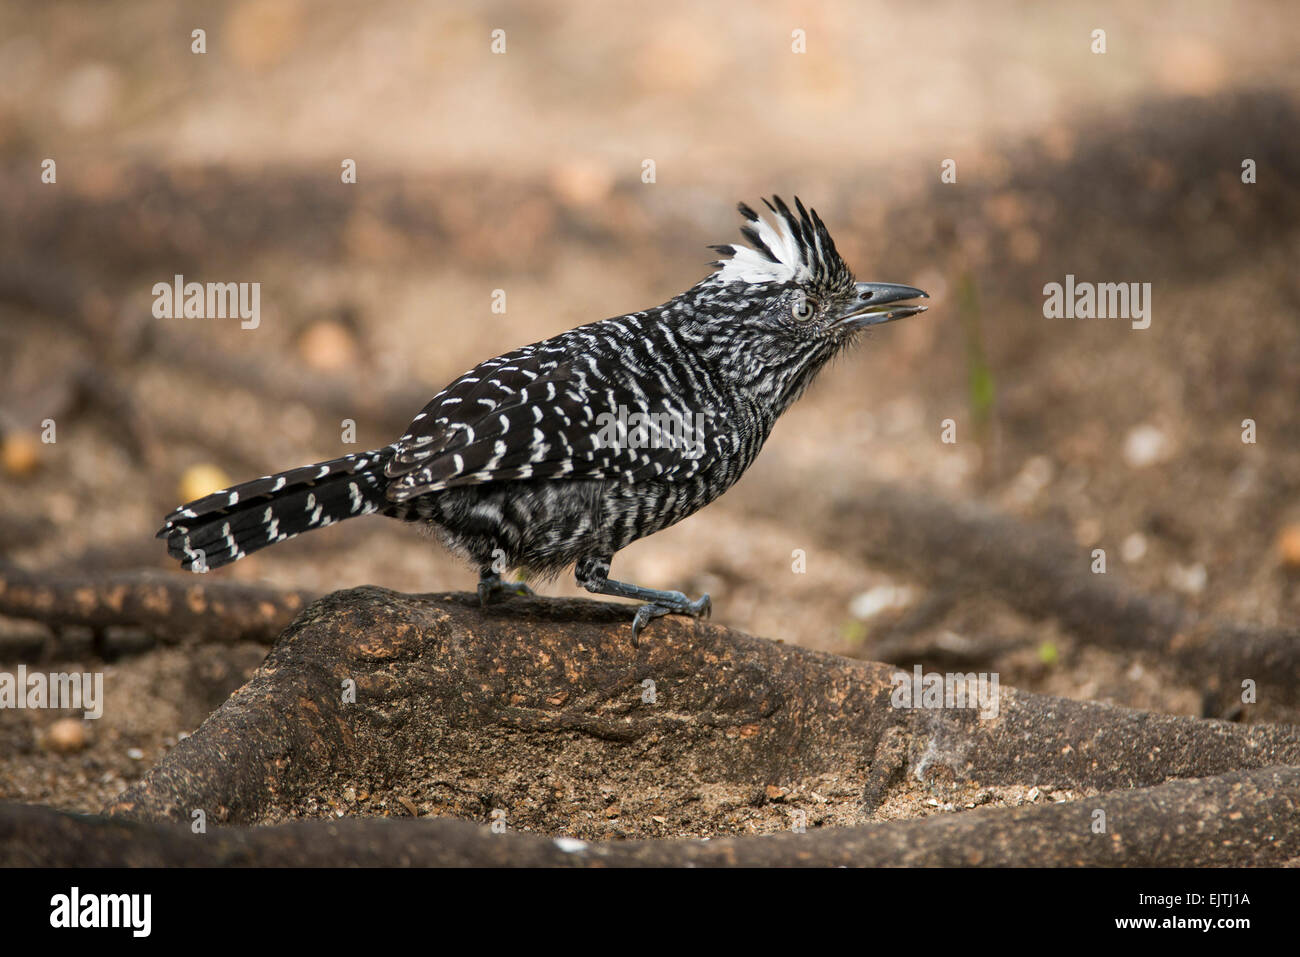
{"left": 1, "top": 1, "right": 1299, "bottom": 809}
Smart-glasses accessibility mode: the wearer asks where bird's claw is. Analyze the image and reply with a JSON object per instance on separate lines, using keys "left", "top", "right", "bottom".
{"left": 629, "top": 592, "right": 712, "bottom": 646}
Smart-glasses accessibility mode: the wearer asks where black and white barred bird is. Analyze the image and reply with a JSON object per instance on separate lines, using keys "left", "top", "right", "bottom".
{"left": 158, "top": 197, "right": 926, "bottom": 641}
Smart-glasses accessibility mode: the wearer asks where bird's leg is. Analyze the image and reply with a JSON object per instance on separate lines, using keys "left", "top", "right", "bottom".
{"left": 575, "top": 556, "right": 711, "bottom": 645}
{"left": 477, "top": 565, "right": 535, "bottom": 606}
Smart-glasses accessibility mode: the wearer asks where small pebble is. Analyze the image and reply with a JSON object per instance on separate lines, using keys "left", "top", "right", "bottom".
{"left": 849, "top": 584, "right": 916, "bottom": 620}
{"left": 1074, "top": 517, "right": 1102, "bottom": 547}
{"left": 1123, "top": 424, "right": 1172, "bottom": 468}
{"left": 1166, "top": 562, "right": 1207, "bottom": 595}
{"left": 298, "top": 320, "right": 358, "bottom": 372}
{"left": 44, "top": 719, "right": 86, "bottom": 754}
{"left": 1277, "top": 524, "right": 1300, "bottom": 569}
{"left": 549, "top": 160, "right": 614, "bottom": 208}
{"left": 1121, "top": 532, "right": 1148, "bottom": 563}
{"left": 1, "top": 432, "right": 40, "bottom": 477}
{"left": 178, "top": 464, "right": 232, "bottom": 504}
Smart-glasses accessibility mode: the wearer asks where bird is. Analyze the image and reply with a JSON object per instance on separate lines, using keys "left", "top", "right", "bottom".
{"left": 157, "top": 196, "right": 927, "bottom": 642}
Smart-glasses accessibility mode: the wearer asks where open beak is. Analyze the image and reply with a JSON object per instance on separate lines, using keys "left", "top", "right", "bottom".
{"left": 836, "top": 282, "right": 929, "bottom": 329}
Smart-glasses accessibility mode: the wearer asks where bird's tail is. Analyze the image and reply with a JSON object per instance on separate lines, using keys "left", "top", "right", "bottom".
{"left": 156, "top": 448, "right": 395, "bottom": 572}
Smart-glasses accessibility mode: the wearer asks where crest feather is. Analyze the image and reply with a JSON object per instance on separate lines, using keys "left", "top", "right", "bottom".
{"left": 712, "top": 196, "right": 852, "bottom": 289}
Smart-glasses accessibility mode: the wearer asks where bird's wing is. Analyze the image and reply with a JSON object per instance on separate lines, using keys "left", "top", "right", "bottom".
{"left": 385, "top": 344, "right": 732, "bottom": 500}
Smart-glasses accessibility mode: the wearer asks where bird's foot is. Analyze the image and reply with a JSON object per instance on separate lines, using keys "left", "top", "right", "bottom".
{"left": 477, "top": 574, "right": 536, "bottom": 607}
{"left": 630, "top": 591, "right": 711, "bottom": 646}
{"left": 575, "top": 558, "right": 712, "bottom": 646}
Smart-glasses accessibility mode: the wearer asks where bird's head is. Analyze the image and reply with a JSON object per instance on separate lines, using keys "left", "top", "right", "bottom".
{"left": 685, "top": 196, "right": 927, "bottom": 411}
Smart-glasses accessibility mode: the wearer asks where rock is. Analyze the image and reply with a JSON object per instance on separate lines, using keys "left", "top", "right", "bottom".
{"left": 94, "top": 586, "right": 1300, "bottom": 867}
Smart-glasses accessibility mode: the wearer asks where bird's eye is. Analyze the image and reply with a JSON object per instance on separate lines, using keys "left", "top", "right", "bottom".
{"left": 791, "top": 297, "right": 817, "bottom": 322}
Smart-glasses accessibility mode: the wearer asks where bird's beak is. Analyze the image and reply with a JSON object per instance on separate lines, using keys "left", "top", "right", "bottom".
{"left": 836, "top": 282, "right": 929, "bottom": 328}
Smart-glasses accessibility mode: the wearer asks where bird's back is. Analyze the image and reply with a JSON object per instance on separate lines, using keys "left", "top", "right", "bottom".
{"left": 382, "top": 301, "right": 769, "bottom": 572}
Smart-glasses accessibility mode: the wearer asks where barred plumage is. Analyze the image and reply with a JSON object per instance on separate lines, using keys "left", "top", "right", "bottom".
{"left": 158, "top": 196, "right": 927, "bottom": 640}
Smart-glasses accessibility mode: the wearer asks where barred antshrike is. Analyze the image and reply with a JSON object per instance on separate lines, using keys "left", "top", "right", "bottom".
{"left": 158, "top": 197, "right": 927, "bottom": 641}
